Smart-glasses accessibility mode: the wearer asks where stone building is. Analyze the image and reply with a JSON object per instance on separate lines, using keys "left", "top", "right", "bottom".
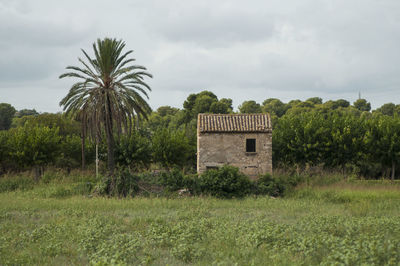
{"left": 197, "top": 113, "right": 272, "bottom": 179}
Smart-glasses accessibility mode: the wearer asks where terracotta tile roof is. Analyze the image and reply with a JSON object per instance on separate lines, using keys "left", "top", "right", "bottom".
{"left": 198, "top": 113, "right": 272, "bottom": 133}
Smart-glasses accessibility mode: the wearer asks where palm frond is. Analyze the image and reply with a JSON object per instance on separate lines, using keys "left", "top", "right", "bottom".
{"left": 59, "top": 37, "right": 152, "bottom": 146}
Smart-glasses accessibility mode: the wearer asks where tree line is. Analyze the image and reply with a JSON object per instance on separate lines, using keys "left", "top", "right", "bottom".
{"left": 1, "top": 90, "right": 400, "bottom": 179}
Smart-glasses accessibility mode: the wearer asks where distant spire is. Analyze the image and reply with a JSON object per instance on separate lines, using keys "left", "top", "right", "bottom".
{"left": 358, "top": 91, "right": 361, "bottom": 100}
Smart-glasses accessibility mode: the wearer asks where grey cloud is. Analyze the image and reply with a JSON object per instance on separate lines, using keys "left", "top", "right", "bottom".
{"left": 0, "top": 1, "right": 92, "bottom": 83}
{"left": 1, "top": 0, "right": 400, "bottom": 112}
{"left": 146, "top": 2, "right": 276, "bottom": 47}
{"left": 0, "top": 2, "right": 90, "bottom": 47}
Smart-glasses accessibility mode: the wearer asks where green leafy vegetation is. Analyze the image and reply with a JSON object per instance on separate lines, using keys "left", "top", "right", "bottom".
{"left": 3, "top": 92, "right": 400, "bottom": 181}
{"left": 0, "top": 103, "right": 16, "bottom": 130}
{"left": 1, "top": 176, "right": 400, "bottom": 265}
{"left": 3, "top": 88, "right": 400, "bottom": 190}
{"left": 198, "top": 165, "right": 252, "bottom": 198}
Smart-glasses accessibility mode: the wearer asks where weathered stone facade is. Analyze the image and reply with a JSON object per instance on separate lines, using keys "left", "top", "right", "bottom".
{"left": 197, "top": 114, "right": 272, "bottom": 179}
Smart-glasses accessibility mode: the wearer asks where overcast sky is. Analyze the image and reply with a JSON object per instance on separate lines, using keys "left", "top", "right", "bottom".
{"left": 0, "top": 0, "right": 399, "bottom": 112}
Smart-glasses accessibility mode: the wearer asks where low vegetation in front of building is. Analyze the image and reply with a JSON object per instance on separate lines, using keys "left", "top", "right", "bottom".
{"left": 1, "top": 171, "right": 400, "bottom": 265}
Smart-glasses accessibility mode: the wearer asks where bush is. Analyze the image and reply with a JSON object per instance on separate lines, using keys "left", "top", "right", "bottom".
{"left": 159, "top": 169, "right": 185, "bottom": 191}
{"left": 183, "top": 174, "right": 201, "bottom": 194}
{"left": 95, "top": 168, "right": 139, "bottom": 197}
{"left": 254, "top": 173, "right": 285, "bottom": 197}
{"left": 199, "top": 165, "right": 252, "bottom": 198}
{"left": 158, "top": 170, "right": 201, "bottom": 194}
{"left": 253, "top": 173, "right": 304, "bottom": 197}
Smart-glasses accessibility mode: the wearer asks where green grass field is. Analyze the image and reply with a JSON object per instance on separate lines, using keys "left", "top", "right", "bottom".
{"left": 1, "top": 175, "right": 400, "bottom": 265}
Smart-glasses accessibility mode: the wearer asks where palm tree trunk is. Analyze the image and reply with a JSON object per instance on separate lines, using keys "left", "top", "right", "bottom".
{"left": 106, "top": 125, "right": 115, "bottom": 175}
{"left": 81, "top": 122, "right": 85, "bottom": 170}
{"left": 104, "top": 99, "right": 115, "bottom": 177}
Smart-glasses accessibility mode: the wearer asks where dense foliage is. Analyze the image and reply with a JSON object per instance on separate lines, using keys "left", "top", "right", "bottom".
{"left": 198, "top": 165, "right": 252, "bottom": 198}
{"left": 1, "top": 92, "right": 400, "bottom": 180}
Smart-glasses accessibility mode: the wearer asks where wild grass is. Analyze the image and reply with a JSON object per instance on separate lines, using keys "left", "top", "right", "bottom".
{"left": 0, "top": 171, "right": 399, "bottom": 265}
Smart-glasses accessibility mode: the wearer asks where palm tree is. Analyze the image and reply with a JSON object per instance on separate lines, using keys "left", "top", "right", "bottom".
{"left": 59, "top": 38, "right": 152, "bottom": 180}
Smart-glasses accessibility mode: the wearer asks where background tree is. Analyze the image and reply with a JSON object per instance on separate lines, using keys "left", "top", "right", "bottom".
{"left": 14, "top": 109, "right": 39, "bottom": 118}
{"left": 0, "top": 103, "right": 16, "bottom": 130}
{"left": 59, "top": 38, "right": 152, "bottom": 181}
{"left": 375, "top": 103, "right": 396, "bottom": 116}
{"left": 219, "top": 98, "right": 233, "bottom": 112}
{"left": 306, "top": 97, "right": 323, "bottom": 105}
{"left": 353, "top": 99, "right": 371, "bottom": 112}
{"left": 395, "top": 105, "right": 400, "bottom": 116}
{"left": 157, "top": 106, "right": 179, "bottom": 117}
{"left": 262, "top": 98, "right": 288, "bottom": 117}
{"left": 183, "top": 91, "right": 217, "bottom": 118}
{"left": 322, "top": 99, "right": 350, "bottom": 110}
{"left": 238, "top": 100, "right": 262, "bottom": 113}
{"left": 209, "top": 99, "right": 232, "bottom": 114}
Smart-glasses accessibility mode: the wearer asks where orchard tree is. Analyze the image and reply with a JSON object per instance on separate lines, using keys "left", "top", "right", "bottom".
{"left": 327, "top": 112, "right": 367, "bottom": 172}
{"left": 115, "top": 131, "right": 151, "bottom": 171}
{"left": 152, "top": 128, "right": 193, "bottom": 169}
{"left": 8, "top": 125, "right": 61, "bottom": 180}
{"left": 366, "top": 115, "right": 400, "bottom": 180}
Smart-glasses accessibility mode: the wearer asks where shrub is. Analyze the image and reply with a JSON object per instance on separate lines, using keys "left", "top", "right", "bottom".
{"left": 183, "top": 174, "right": 201, "bottom": 194}
{"left": 254, "top": 173, "right": 285, "bottom": 197}
{"left": 254, "top": 173, "right": 304, "bottom": 197}
{"left": 95, "top": 168, "right": 139, "bottom": 197}
{"left": 199, "top": 165, "right": 252, "bottom": 198}
{"left": 113, "top": 168, "right": 140, "bottom": 197}
{"left": 159, "top": 169, "right": 185, "bottom": 191}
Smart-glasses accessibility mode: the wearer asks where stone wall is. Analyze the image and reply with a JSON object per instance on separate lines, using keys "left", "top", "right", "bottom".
{"left": 197, "top": 132, "right": 272, "bottom": 179}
